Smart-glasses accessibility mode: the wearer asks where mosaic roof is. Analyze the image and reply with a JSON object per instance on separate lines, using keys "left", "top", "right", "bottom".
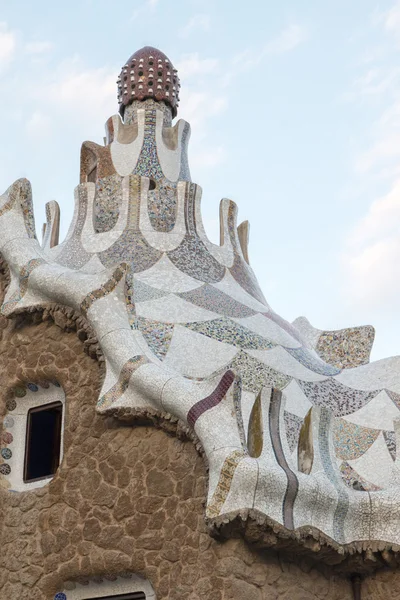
{"left": 1, "top": 47, "right": 400, "bottom": 568}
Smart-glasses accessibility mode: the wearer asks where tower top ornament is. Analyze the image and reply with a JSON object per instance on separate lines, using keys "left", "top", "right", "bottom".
{"left": 117, "top": 46, "right": 180, "bottom": 118}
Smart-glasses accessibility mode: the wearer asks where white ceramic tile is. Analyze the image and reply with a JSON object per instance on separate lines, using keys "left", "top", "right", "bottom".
{"left": 162, "top": 325, "right": 237, "bottom": 378}
{"left": 87, "top": 279, "right": 131, "bottom": 341}
{"left": 136, "top": 293, "right": 219, "bottom": 323}
{"left": 193, "top": 390, "right": 242, "bottom": 454}
{"left": 110, "top": 110, "right": 145, "bottom": 175}
{"left": 240, "top": 390, "right": 257, "bottom": 441}
{"left": 344, "top": 390, "right": 400, "bottom": 429}
{"left": 78, "top": 254, "right": 107, "bottom": 274}
{"left": 348, "top": 433, "right": 395, "bottom": 488}
{"left": 253, "top": 460, "right": 288, "bottom": 525}
{"left": 213, "top": 270, "right": 269, "bottom": 312}
{"left": 221, "top": 456, "right": 259, "bottom": 513}
{"left": 291, "top": 316, "right": 321, "bottom": 349}
{"left": 134, "top": 254, "right": 202, "bottom": 292}
{"left": 235, "top": 313, "right": 302, "bottom": 349}
{"left": 156, "top": 114, "right": 186, "bottom": 182}
{"left": 246, "top": 347, "right": 327, "bottom": 381}
{"left": 283, "top": 379, "right": 313, "bottom": 418}
{"left": 195, "top": 196, "right": 235, "bottom": 267}
{"left": 336, "top": 356, "right": 400, "bottom": 393}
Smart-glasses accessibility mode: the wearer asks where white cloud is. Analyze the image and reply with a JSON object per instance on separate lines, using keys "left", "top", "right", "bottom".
{"left": 263, "top": 23, "right": 308, "bottom": 55}
{"left": 344, "top": 46, "right": 400, "bottom": 176}
{"left": 191, "top": 145, "right": 226, "bottom": 170}
{"left": 353, "top": 67, "right": 400, "bottom": 97}
{"left": 343, "top": 226, "right": 400, "bottom": 311}
{"left": 26, "top": 111, "right": 52, "bottom": 139}
{"left": 173, "top": 51, "right": 228, "bottom": 174}
{"left": 226, "top": 23, "right": 307, "bottom": 80}
{"left": 22, "top": 57, "right": 118, "bottom": 137}
{"left": 355, "top": 130, "right": 400, "bottom": 175}
{"left": 131, "top": 0, "right": 159, "bottom": 21}
{"left": 43, "top": 61, "right": 115, "bottom": 114}
{"left": 178, "top": 88, "right": 227, "bottom": 129}
{"left": 47, "top": 64, "right": 115, "bottom": 110}
{"left": 384, "top": 1, "right": 400, "bottom": 34}
{"left": 0, "top": 22, "right": 16, "bottom": 68}
{"left": 349, "top": 180, "right": 400, "bottom": 248}
{"left": 202, "top": 216, "right": 220, "bottom": 244}
{"left": 173, "top": 25, "right": 303, "bottom": 174}
{"left": 346, "top": 64, "right": 400, "bottom": 177}
{"left": 175, "top": 52, "right": 227, "bottom": 131}
{"left": 25, "top": 41, "right": 53, "bottom": 54}
{"left": 176, "top": 53, "right": 218, "bottom": 80}
{"left": 180, "top": 14, "right": 210, "bottom": 39}
{"left": 341, "top": 5, "right": 400, "bottom": 311}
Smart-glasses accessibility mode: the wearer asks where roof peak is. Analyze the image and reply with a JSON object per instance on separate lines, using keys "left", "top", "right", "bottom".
{"left": 117, "top": 46, "right": 180, "bottom": 119}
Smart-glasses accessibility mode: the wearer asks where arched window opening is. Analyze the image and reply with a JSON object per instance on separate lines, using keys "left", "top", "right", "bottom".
{"left": 24, "top": 402, "right": 63, "bottom": 482}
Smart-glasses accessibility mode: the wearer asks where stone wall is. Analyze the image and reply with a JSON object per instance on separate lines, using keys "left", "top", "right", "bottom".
{"left": 365, "top": 569, "right": 400, "bottom": 598}
{"left": 0, "top": 296, "right": 394, "bottom": 598}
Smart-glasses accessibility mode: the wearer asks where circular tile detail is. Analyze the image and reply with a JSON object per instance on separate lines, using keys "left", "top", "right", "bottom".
{"left": 38, "top": 381, "right": 50, "bottom": 389}
{"left": 3, "top": 416, "right": 14, "bottom": 428}
{"left": 1, "top": 448, "right": 11, "bottom": 460}
{"left": 0, "top": 464, "right": 11, "bottom": 475}
{"left": 54, "top": 593, "right": 67, "bottom": 600}
{"left": 54, "top": 381, "right": 61, "bottom": 388}
{"left": 5, "top": 399, "right": 16, "bottom": 411}
{"left": 2, "top": 432, "right": 13, "bottom": 444}
{"left": 27, "top": 383, "right": 38, "bottom": 392}
{"left": 14, "top": 386, "right": 26, "bottom": 398}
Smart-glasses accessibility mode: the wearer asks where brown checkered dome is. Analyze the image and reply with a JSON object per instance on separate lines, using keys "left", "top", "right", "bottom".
{"left": 117, "top": 46, "right": 180, "bottom": 119}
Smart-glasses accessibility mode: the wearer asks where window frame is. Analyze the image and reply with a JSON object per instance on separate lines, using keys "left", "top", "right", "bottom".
{"left": 0, "top": 383, "right": 65, "bottom": 492}
{"left": 55, "top": 575, "right": 156, "bottom": 599}
{"left": 23, "top": 401, "right": 63, "bottom": 484}
{"left": 85, "top": 594, "right": 146, "bottom": 600}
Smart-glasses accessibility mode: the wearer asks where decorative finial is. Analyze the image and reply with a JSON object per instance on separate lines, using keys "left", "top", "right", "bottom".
{"left": 118, "top": 46, "right": 180, "bottom": 118}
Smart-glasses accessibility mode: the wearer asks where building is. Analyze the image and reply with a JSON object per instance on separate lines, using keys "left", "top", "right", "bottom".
{"left": 0, "top": 45, "right": 399, "bottom": 599}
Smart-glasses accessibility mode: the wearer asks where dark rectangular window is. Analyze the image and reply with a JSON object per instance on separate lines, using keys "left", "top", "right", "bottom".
{"left": 24, "top": 402, "right": 63, "bottom": 482}
{"left": 87, "top": 594, "right": 146, "bottom": 599}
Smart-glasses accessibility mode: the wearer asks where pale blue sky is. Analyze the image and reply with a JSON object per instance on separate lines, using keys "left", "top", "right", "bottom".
{"left": 0, "top": 1, "right": 399, "bottom": 360}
